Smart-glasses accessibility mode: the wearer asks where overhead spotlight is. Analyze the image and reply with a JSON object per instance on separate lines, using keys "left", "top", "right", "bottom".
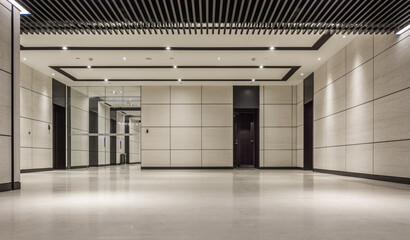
{"left": 112, "top": 91, "right": 116, "bottom": 94}
{"left": 166, "top": 47, "right": 171, "bottom": 50}
{"left": 104, "top": 78, "right": 108, "bottom": 82}
{"left": 269, "top": 46, "right": 275, "bottom": 51}
{"left": 178, "top": 78, "right": 182, "bottom": 82}
{"left": 217, "top": 57, "right": 221, "bottom": 60}
{"left": 52, "top": 73, "right": 55, "bottom": 76}
{"left": 259, "top": 65, "right": 264, "bottom": 69}
{"left": 87, "top": 65, "right": 92, "bottom": 69}
{"left": 62, "top": 46, "right": 68, "bottom": 50}
{"left": 396, "top": 23, "right": 410, "bottom": 35}
{"left": 23, "top": 57, "right": 27, "bottom": 61}
{"left": 300, "top": 73, "right": 304, "bottom": 76}
{"left": 123, "top": 57, "right": 127, "bottom": 60}
{"left": 252, "top": 79, "right": 255, "bottom": 82}
{"left": 173, "top": 65, "right": 177, "bottom": 69}
{"left": 317, "top": 57, "right": 321, "bottom": 61}
{"left": 342, "top": 35, "right": 346, "bottom": 38}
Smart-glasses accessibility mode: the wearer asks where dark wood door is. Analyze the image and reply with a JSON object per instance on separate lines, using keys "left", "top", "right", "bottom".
{"left": 53, "top": 104, "right": 66, "bottom": 169}
{"left": 234, "top": 112, "right": 256, "bottom": 168}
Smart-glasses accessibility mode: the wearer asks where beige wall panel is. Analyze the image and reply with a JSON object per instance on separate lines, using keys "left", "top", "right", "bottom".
{"left": 264, "top": 86, "right": 292, "bottom": 104}
{"left": 346, "top": 102, "right": 373, "bottom": 144}
{"left": 171, "top": 128, "right": 201, "bottom": 150}
{"left": 346, "top": 144, "right": 373, "bottom": 174}
{"left": 20, "top": 63, "right": 32, "bottom": 89}
{"left": 327, "top": 146, "right": 346, "bottom": 171}
{"left": 20, "top": 87, "right": 31, "bottom": 119}
{"left": 296, "top": 126, "right": 303, "bottom": 149}
{"left": 313, "top": 118, "right": 326, "bottom": 148}
{"left": 296, "top": 150, "right": 303, "bottom": 168}
{"left": 326, "top": 112, "right": 346, "bottom": 147}
{"left": 20, "top": 118, "right": 32, "bottom": 148}
{"left": 20, "top": 147, "right": 32, "bottom": 170}
{"left": 264, "top": 105, "right": 292, "bottom": 127}
{"left": 202, "top": 86, "right": 232, "bottom": 104}
{"left": 313, "top": 87, "right": 326, "bottom": 120}
{"left": 346, "top": 60, "right": 374, "bottom": 108}
{"left": 314, "top": 148, "right": 327, "bottom": 169}
{"left": 32, "top": 69, "right": 52, "bottom": 97}
{"left": 71, "top": 108, "right": 89, "bottom": 131}
{"left": 264, "top": 150, "right": 292, "bottom": 167}
{"left": 0, "top": 136, "right": 11, "bottom": 183}
{"left": 171, "top": 150, "right": 201, "bottom": 167}
{"left": 141, "top": 105, "right": 170, "bottom": 127}
{"left": 141, "top": 86, "right": 170, "bottom": 104}
{"left": 374, "top": 140, "right": 410, "bottom": 178}
{"left": 374, "top": 31, "right": 410, "bottom": 56}
{"left": 264, "top": 127, "right": 292, "bottom": 149}
{"left": 32, "top": 120, "right": 52, "bottom": 149}
{"left": 374, "top": 88, "right": 410, "bottom": 142}
{"left": 0, "top": 71, "right": 11, "bottom": 135}
{"left": 171, "top": 105, "right": 201, "bottom": 127}
{"left": 0, "top": 6, "right": 11, "bottom": 72}
{"left": 314, "top": 63, "right": 327, "bottom": 93}
{"left": 202, "top": 105, "right": 232, "bottom": 127}
{"left": 202, "top": 127, "right": 232, "bottom": 149}
{"left": 71, "top": 150, "right": 89, "bottom": 167}
{"left": 202, "top": 150, "right": 233, "bottom": 167}
{"left": 374, "top": 36, "right": 410, "bottom": 98}
{"left": 297, "top": 82, "right": 304, "bottom": 103}
{"left": 32, "top": 92, "right": 52, "bottom": 123}
{"left": 32, "top": 148, "right": 52, "bottom": 169}
{"left": 141, "top": 127, "right": 170, "bottom": 150}
{"left": 141, "top": 150, "right": 170, "bottom": 167}
{"left": 297, "top": 102, "right": 303, "bottom": 126}
{"left": 170, "top": 86, "right": 201, "bottom": 104}
{"left": 327, "top": 49, "right": 346, "bottom": 84}
{"left": 325, "top": 77, "right": 346, "bottom": 116}
{"left": 346, "top": 35, "right": 374, "bottom": 72}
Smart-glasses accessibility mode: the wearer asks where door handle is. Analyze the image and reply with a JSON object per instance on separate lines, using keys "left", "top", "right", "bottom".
{"left": 251, "top": 140, "right": 254, "bottom": 143}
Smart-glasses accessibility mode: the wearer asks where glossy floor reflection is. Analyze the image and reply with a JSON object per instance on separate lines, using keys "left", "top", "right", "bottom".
{"left": 1, "top": 165, "right": 410, "bottom": 239}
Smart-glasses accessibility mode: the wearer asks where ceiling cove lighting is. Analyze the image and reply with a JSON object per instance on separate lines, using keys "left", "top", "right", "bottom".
{"left": 8, "top": 0, "right": 30, "bottom": 14}
{"left": 396, "top": 24, "right": 410, "bottom": 35}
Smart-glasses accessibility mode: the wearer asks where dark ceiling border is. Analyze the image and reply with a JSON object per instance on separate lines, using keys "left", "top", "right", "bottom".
{"left": 22, "top": 34, "right": 331, "bottom": 51}
{"left": 49, "top": 65, "right": 301, "bottom": 82}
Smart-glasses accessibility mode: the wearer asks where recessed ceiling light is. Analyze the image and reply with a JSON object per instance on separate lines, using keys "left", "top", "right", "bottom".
{"left": 87, "top": 65, "right": 91, "bottom": 69}
{"left": 178, "top": 78, "right": 182, "bottom": 82}
{"left": 173, "top": 65, "right": 177, "bottom": 69}
{"left": 119, "top": 91, "right": 123, "bottom": 93}
{"left": 123, "top": 57, "right": 127, "bottom": 60}
{"left": 252, "top": 79, "right": 255, "bottom": 82}
{"left": 62, "top": 46, "right": 68, "bottom": 50}
{"left": 52, "top": 73, "right": 55, "bottom": 76}
{"left": 317, "top": 58, "right": 321, "bottom": 61}
{"left": 300, "top": 73, "right": 304, "bottom": 76}
{"left": 166, "top": 47, "right": 171, "bottom": 50}
{"left": 7, "top": 0, "right": 30, "bottom": 14}
{"left": 259, "top": 65, "right": 264, "bottom": 69}
{"left": 269, "top": 46, "right": 275, "bottom": 51}
{"left": 342, "top": 35, "right": 346, "bottom": 38}
{"left": 217, "top": 57, "right": 221, "bottom": 60}
{"left": 396, "top": 23, "right": 410, "bottom": 35}
{"left": 23, "top": 57, "right": 27, "bottom": 61}
{"left": 104, "top": 78, "right": 108, "bottom": 82}
{"left": 112, "top": 91, "right": 116, "bottom": 94}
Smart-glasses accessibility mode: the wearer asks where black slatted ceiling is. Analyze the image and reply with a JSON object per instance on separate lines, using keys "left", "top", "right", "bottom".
{"left": 18, "top": 0, "right": 410, "bottom": 35}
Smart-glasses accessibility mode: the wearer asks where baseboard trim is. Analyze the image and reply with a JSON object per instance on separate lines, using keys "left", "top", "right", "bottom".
{"left": 70, "top": 165, "right": 89, "bottom": 169}
{"left": 141, "top": 167, "right": 233, "bottom": 170}
{"left": 128, "top": 162, "right": 141, "bottom": 165}
{"left": 21, "top": 168, "right": 53, "bottom": 173}
{"left": 314, "top": 169, "right": 410, "bottom": 185}
{"left": 259, "top": 167, "right": 303, "bottom": 170}
{"left": 0, "top": 182, "right": 21, "bottom": 192}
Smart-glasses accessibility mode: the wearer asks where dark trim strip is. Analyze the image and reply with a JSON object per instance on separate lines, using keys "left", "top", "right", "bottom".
{"left": 0, "top": 182, "right": 20, "bottom": 192}
{"left": 70, "top": 165, "right": 89, "bottom": 169}
{"left": 21, "top": 168, "right": 53, "bottom": 173}
{"left": 141, "top": 167, "right": 234, "bottom": 169}
{"left": 128, "top": 162, "right": 141, "bottom": 165}
{"left": 258, "top": 167, "right": 303, "bottom": 170}
{"left": 21, "top": 34, "right": 331, "bottom": 51}
{"left": 314, "top": 169, "right": 410, "bottom": 185}
{"left": 49, "top": 65, "right": 300, "bottom": 82}
{"left": 11, "top": 6, "right": 15, "bottom": 190}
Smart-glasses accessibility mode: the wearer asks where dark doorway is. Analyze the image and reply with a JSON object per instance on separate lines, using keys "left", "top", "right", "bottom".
{"left": 53, "top": 104, "right": 66, "bottom": 169}
{"left": 303, "top": 73, "right": 314, "bottom": 170}
{"left": 233, "top": 86, "right": 260, "bottom": 168}
{"left": 234, "top": 110, "right": 258, "bottom": 168}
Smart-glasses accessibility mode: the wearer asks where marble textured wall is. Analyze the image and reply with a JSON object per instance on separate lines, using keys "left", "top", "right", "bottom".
{"left": 296, "top": 82, "right": 304, "bottom": 168}
{"left": 313, "top": 32, "right": 410, "bottom": 178}
{"left": 260, "top": 86, "right": 298, "bottom": 167}
{"left": 70, "top": 88, "right": 89, "bottom": 167}
{"left": 20, "top": 63, "right": 53, "bottom": 170}
{"left": 0, "top": 0, "right": 20, "bottom": 189}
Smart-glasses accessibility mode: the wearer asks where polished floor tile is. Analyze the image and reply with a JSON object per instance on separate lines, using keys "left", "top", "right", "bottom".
{"left": 1, "top": 166, "right": 410, "bottom": 240}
